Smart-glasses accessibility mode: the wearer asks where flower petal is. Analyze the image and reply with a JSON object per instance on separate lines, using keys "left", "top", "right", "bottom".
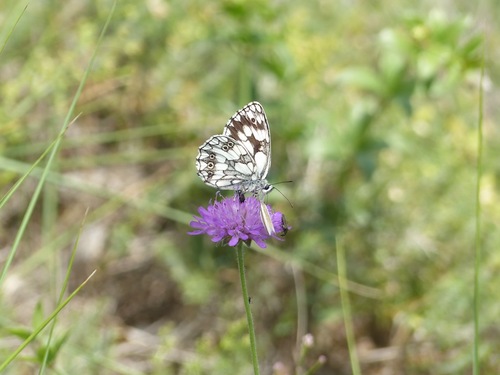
{"left": 188, "top": 195, "right": 286, "bottom": 248}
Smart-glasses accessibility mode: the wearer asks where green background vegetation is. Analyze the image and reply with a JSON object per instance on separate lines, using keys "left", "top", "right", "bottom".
{"left": 0, "top": 0, "right": 497, "bottom": 374}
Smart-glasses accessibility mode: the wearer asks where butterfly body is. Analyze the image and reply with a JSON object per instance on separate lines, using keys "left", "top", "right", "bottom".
{"left": 196, "top": 101, "right": 275, "bottom": 234}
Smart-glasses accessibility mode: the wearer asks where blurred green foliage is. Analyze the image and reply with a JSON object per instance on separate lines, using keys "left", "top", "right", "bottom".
{"left": 0, "top": 0, "right": 498, "bottom": 374}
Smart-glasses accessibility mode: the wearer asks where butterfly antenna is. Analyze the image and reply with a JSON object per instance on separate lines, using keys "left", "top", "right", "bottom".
{"left": 273, "top": 180, "right": 293, "bottom": 186}
{"left": 272, "top": 185, "right": 294, "bottom": 209}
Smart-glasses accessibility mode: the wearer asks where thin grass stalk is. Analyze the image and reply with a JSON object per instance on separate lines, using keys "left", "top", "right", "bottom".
{"left": 473, "top": 46, "right": 485, "bottom": 375}
{"left": 337, "top": 237, "right": 361, "bottom": 375}
{"left": 236, "top": 243, "right": 260, "bottom": 375}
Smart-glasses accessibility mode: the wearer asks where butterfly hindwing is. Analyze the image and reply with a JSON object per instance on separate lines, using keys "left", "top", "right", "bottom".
{"left": 196, "top": 135, "right": 257, "bottom": 189}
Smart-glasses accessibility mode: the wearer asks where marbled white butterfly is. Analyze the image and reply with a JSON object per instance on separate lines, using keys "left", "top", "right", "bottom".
{"left": 196, "top": 101, "right": 275, "bottom": 235}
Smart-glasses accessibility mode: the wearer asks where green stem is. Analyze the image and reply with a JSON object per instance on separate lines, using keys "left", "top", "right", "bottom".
{"left": 236, "top": 243, "right": 260, "bottom": 375}
{"left": 473, "top": 45, "right": 485, "bottom": 375}
{"left": 336, "top": 237, "right": 361, "bottom": 375}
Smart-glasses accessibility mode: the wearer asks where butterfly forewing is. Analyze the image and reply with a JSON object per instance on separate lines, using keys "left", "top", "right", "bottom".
{"left": 222, "top": 102, "right": 271, "bottom": 180}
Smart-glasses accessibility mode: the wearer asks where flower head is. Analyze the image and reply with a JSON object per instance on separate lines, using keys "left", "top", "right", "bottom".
{"left": 188, "top": 195, "right": 289, "bottom": 248}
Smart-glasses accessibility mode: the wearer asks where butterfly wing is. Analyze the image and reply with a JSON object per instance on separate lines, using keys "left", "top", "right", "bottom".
{"left": 222, "top": 102, "right": 271, "bottom": 180}
{"left": 259, "top": 201, "right": 275, "bottom": 236}
{"left": 196, "top": 135, "right": 258, "bottom": 190}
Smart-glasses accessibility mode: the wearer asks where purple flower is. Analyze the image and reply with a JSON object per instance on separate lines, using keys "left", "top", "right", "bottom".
{"left": 188, "top": 195, "right": 289, "bottom": 248}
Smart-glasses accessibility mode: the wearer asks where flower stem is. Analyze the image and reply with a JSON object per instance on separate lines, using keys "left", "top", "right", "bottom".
{"left": 236, "top": 243, "right": 260, "bottom": 375}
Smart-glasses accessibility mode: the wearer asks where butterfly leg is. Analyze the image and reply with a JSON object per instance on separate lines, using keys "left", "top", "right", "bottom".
{"left": 236, "top": 190, "right": 245, "bottom": 203}
{"left": 215, "top": 190, "right": 224, "bottom": 201}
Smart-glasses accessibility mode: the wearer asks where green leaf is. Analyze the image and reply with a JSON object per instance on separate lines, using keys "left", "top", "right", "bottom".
{"left": 32, "top": 301, "right": 44, "bottom": 329}
{"left": 6, "top": 326, "right": 32, "bottom": 340}
{"left": 336, "top": 66, "right": 387, "bottom": 96}
{"left": 36, "top": 330, "right": 70, "bottom": 364}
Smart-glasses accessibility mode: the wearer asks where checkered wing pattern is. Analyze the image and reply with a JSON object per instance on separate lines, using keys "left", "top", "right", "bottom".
{"left": 196, "top": 102, "right": 272, "bottom": 194}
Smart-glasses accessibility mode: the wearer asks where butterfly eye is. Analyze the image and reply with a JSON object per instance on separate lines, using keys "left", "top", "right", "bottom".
{"left": 262, "top": 184, "right": 274, "bottom": 194}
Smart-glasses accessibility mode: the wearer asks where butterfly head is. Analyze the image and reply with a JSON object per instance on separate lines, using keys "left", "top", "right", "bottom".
{"left": 249, "top": 181, "right": 273, "bottom": 199}
{"left": 262, "top": 184, "right": 274, "bottom": 194}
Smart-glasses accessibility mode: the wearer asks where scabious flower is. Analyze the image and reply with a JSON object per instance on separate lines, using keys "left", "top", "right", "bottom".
{"left": 188, "top": 195, "right": 289, "bottom": 248}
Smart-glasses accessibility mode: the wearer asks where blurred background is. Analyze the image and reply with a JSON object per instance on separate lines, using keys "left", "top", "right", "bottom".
{"left": 0, "top": 0, "right": 498, "bottom": 374}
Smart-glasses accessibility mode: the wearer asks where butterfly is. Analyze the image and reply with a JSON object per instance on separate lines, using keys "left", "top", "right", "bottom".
{"left": 196, "top": 101, "right": 275, "bottom": 235}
